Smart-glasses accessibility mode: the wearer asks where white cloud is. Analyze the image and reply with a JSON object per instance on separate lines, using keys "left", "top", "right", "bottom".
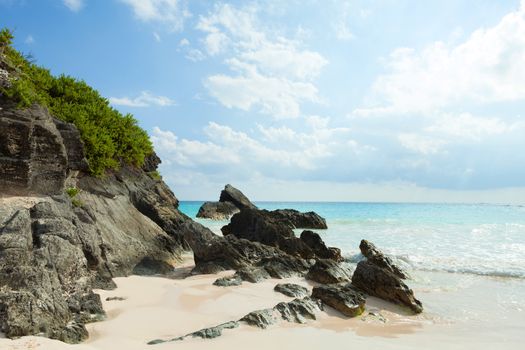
{"left": 24, "top": 35, "right": 34, "bottom": 44}
{"left": 185, "top": 48, "right": 206, "bottom": 62}
{"left": 426, "top": 113, "right": 513, "bottom": 141}
{"left": 63, "top": 0, "right": 83, "bottom": 12}
{"left": 179, "top": 38, "right": 190, "bottom": 47}
{"left": 119, "top": 0, "right": 190, "bottom": 31}
{"left": 195, "top": 3, "right": 328, "bottom": 119}
{"left": 398, "top": 133, "right": 446, "bottom": 155}
{"left": 109, "top": 91, "right": 175, "bottom": 107}
{"left": 355, "top": 2, "right": 525, "bottom": 115}
{"left": 153, "top": 32, "right": 161, "bottom": 42}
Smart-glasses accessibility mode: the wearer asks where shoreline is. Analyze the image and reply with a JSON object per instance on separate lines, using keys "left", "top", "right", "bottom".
{"left": 1, "top": 254, "right": 523, "bottom": 350}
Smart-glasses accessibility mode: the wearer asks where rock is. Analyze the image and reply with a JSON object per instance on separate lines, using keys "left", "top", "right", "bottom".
{"left": 196, "top": 184, "right": 256, "bottom": 220}
{"left": 105, "top": 297, "right": 126, "bottom": 301}
{"left": 0, "top": 102, "right": 69, "bottom": 195}
{"left": 359, "top": 239, "right": 408, "bottom": 279}
{"left": 306, "top": 259, "right": 353, "bottom": 284}
{"left": 235, "top": 267, "right": 270, "bottom": 283}
{"left": 196, "top": 201, "right": 239, "bottom": 220}
{"left": 213, "top": 275, "right": 242, "bottom": 287}
{"left": 274, "top": 297, "right": 322, "bottom": 324}
{"left": 219, "top": 184, "right": 257, "bottom": 210}
{"left": 0, "top": 102, "right": 196, "bottom": 342}
{"left": 270, "top": 209, "right": 328, "bottom": 229}
{"left": 261, "top": 255, "right": 312, "bottom": 279}
{"left": 222, "top": 208, "right": 332, "bottom": 260}
{"left": 300, "top": 230, "right": 342, "bottom": 261}
{"left": 190, "top": 321, "right": 240, "bottom": 339}
{"left": 311, "top": 284, "right": 366, "bottom": 317}
{"left": 240, "top": 309, "right": 277, "bottom": 329}
{"left": 352, "top": 260, "right": 423, "bottom": 314}
{"left": 142, "top": 152, "right": 161, "bottom": 172}
{"left": 274, "top": 283, "right": 309, "bottom": 298}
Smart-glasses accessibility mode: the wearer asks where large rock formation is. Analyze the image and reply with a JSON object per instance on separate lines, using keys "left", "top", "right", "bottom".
{"left": 352, "top": 241, "right": 422, "bottom": 314}
{"left": 196, "top": 184, "right": 256, "bottom": 220}
{"left": 0, "top": 99, "right": 195, "bottom": 342}
{"left": 221, "top": 208, "right": 336, "bottom": 261}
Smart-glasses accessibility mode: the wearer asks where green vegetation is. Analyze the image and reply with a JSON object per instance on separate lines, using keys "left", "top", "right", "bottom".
{"left": 148, "top": 170, "right": 162, "bottom": 181}
{"left": 66, "top": 187, "right": 80, "bottom": 198}
{"left": 0, "top": 28, "right": 153, "bottom": 176}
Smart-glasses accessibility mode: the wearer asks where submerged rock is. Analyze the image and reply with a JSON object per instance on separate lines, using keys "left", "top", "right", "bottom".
{"left": 312, "top": 284, "right": 366, "bottom": 317}
{"left": 352, "top": 260, "right": 423, "bottom": 314}
{"left": 274, "top": 283, "right": 309, "bottom": 298}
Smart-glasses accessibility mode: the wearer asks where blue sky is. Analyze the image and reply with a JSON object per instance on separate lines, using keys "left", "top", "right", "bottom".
{"left": 2, "top": 0, "right": 525, "bottom": 202}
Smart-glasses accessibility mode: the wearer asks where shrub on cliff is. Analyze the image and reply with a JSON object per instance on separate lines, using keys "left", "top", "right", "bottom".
{"left": 0, "top": 28, "right": 153, "bottom": 176}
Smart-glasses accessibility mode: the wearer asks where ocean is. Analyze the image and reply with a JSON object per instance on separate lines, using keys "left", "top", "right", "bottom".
{"left": 179, "top": 201, "right": 525, "bottom": 325}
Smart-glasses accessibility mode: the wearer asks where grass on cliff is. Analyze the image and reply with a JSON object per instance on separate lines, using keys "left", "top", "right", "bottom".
{"left": 0, "top": 28, "right": 153, "bottom": 176}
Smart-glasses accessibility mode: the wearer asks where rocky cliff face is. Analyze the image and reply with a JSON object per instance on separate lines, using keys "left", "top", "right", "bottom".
{"left": 0, "top": 98, "right": 199, "bottom": 342}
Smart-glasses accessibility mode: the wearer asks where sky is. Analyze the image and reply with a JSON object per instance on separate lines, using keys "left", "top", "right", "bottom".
{"left": 2, "top": 0, "right": 525, "bottom": 203}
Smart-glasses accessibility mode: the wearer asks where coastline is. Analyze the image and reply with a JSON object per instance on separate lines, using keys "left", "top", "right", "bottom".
{"left": 1, "top": 254, "right": 523, "bottom": 350}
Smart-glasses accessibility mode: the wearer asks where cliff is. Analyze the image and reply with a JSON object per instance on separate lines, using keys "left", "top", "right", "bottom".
{"left": 0, "top": 97, "right": 197, "bottom": 342}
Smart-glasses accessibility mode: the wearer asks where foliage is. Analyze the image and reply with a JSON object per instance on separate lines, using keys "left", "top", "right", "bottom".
{"left": 0, "top": 28, "right": 153, "bottom": 176}
{"left": 66, "top": 187, "right": 80, "bottom": 198}
{"left": 148, "top": 170, "right": 162, "bottom": 180}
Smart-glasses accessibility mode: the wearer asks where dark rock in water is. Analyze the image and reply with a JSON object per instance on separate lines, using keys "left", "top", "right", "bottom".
{"left": 213, "top": 275, "right": 242, "bottom": 287}
{"left": 359, "top": 239, "right": 408, "bottom": 279}
{"left": 235, "top": 267, "right": 270, "bottom": 283}
{"left": 196, "top": 201, "right": 239, "bottom": 220}
{"left": 352, "top": 260, "right": 423, "bottom": 314}
{"left": 196, "top": 184, "right": 256, "bottom": 220}
{"left": 222, "top": 209, "right": 333, "bottom": 260}
{"left": 274, "top": 283, "right": 309, "bottom": 298}
{"left": 306, "top": 259, "right": 353, "bottom": 284}
{"left": 312, "top": 284, "right": 366, "bottom": 317}
{"left": 300, "top": 230, "right": 342, "bottom": 261}
{"left": 270, "top": 209, "right": 328, "bottom": 229}
{"left": 219, "top": 184, "right": 257, "bottom": 210}
{"left": 190, "top": 321, "right": 240, "bottom": 339}
{"left": 274, "top": 297, "right": 322, "bottom": 324}
{"left": 222, "top": 208, "right": 295, "bottom": 247}
{"left": 240, "top": 309, "right": 277, "bottom": 329}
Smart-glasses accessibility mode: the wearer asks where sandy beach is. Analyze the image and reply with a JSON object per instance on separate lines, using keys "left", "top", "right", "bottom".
{"left": 1, "top": 253, "right": 523, "bottom": 350}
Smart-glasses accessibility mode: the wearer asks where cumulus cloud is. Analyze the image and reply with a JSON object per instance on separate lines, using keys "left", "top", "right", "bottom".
{"left": 354, "top": 2, "right": 525, "bottom": 116}
{"left": 195, "top": 3, "right": 328, "bottom": 119}
{"left": 119, "top": 0, "right": 190, "bottom": 31}
{"left": 63, "top": 0, "right": 84, "bottom": 12}
{"left": 109, "top": 91, "right": 175, "bottom": 107}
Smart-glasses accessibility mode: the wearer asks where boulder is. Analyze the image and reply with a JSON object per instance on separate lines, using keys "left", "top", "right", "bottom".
{"left": 270, "top": 209, "right": 327, "bottom": 229}
{"left": 359, "top": 239, "right": 407, "bottom": 279}
{"left": 196, "top": 201, "right": 239, "bottom": 220}
{"left": 306, "top": 259, "right": 353, "bottom": 284}
{"left": 213, "top": 275, "right": 242, "bottom": 287}
{"left": 274, "top": 283, "right": 309, "bottom": 298}
{"left": 235, "top": 267, "right": 270, "bottom": 283}
{"left": 196, "top": 184, "right": 256, "bottom": 219}
{"left": 240, "top": 309, "right": 277, "bottom": 329}
{"left": 311, "top": 284, "right": 366, "bottom": 317}
{"left": 300, "top": 230, "right": 342, "bottom": 261}
{"left": 274, "top": 297, "right": 322, "bottom": 324}
{"left": 352, "top": 260, "right": 423, "bottom": 314}
{"left": 219, "top": 184, "right": 257, "bottom": 210}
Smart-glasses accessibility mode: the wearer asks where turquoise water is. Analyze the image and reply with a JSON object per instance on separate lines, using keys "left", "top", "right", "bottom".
{"left": 179, "top": 201, "right": 525, "bottom": 279}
